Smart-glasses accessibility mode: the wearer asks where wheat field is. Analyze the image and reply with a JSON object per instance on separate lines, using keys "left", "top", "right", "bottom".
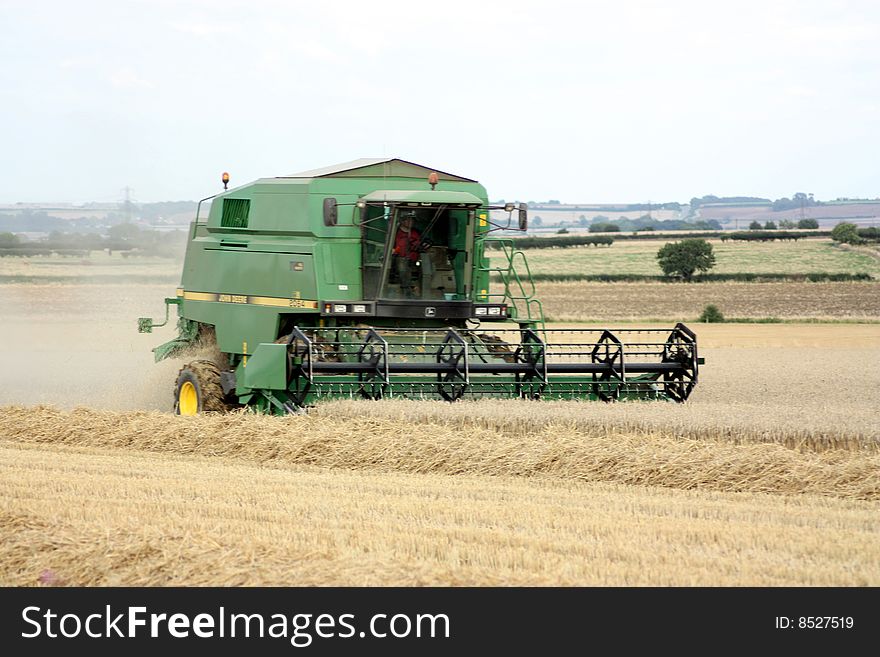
{"left": 0, "top": 258, "right": 878, "bottom": 586}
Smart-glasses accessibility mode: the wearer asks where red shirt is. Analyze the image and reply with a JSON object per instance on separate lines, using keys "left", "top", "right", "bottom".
{"left": 393, "top": 227, "right": 421, "bottom": 262}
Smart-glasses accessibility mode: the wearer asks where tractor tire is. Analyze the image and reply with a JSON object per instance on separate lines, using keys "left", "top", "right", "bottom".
{"left": 174, "top": 360, "right": 228, "bottom": 415}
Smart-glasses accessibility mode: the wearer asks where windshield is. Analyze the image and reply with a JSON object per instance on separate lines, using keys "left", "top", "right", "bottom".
{"left": 360, "top": 204, "right": 473, "bottom": 301}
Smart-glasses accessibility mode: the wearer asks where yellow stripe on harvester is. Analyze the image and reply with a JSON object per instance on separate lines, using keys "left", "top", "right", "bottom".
{"left": 182, "top": 291, "right": 218, "bottom": 302}
{"left": 249, "top": 296, "right": 318, "bottom": 309}
{"left": 181, "top": 290, "right": 318, "bottom": 309}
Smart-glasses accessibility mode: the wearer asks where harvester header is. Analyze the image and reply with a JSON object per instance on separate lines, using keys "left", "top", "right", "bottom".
{"left": 138, "top": 158, "right": 700, "bottom": 414}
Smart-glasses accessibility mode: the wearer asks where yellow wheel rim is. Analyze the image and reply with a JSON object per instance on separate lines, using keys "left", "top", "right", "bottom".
{"left": 178, "top": 381, "right": 198, "bottom": 416}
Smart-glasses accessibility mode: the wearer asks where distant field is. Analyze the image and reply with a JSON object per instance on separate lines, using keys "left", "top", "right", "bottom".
{"left": 0, "top": 253, "right": 180, "bottom": 284}
{"left": 1, "top": 249, "right": 878, "bottom": 334}
{"left": 521, "top": 209, "right": 681, "bottom": 224}
{"left": 5, "top": 237, "right": 879, "bottom": 283}
{"left": 697, "top": 203, "right": 880, "bottom": 226}
{"left": 535, "top": 281, "right": 880, "bottom": 322}
{"left": 492, "top": 238, "right": 880, "bottom": 278}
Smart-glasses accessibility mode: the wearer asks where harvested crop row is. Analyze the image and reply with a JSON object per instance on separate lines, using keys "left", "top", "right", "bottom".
{"left": 317, "top": 396, "right": 880, "bottom": 454}
{"left": 1, "top": 405, "right": 877, "bottom": 500}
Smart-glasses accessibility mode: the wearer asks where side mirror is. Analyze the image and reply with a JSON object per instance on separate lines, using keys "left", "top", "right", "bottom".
{"left": 323, "top": 198, "right": 338, "bottom": 226}
{"left": 518, "top": 203, "right": 528, "bottom": 231}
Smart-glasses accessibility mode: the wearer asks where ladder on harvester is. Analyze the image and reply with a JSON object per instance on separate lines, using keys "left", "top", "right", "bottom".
{"left": 480, "top": 238, "right": 546, "bottom": 330}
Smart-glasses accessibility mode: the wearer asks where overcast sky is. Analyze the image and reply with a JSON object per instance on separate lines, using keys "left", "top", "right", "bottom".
{"left": 1, "top": 0, "right": 877, "bottom": 204}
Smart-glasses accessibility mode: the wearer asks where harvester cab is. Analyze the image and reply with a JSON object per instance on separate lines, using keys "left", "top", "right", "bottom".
{"left": 138, "top": 158, "right": 700, "bottom": 414}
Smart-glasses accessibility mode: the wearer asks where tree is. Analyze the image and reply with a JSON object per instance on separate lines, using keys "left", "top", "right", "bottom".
{"left": 0, "top": 232, "right": 20, "bottom": 247}
{"left": 748, "top": 220, "right": 763, "bottom": 230}
{"left": 656, "top": 239, "right": 716, "bottom": 281}
{"left": 532, "top": 216, "right": 542, "bottom": 227}
{"left": 831, "top": 222, "right": 863, "bottom": 245}
{"left": 779, "top": 219, "right": 796, "bottom": 229}
{"left": 764, "top": 220, "right": 777, "bottom": 230}
{"left": 589, "top": 222, "right": 620, "bottom": 233}
{"left": 698, "top": 304, "right": 724, "bottom": 323}
{"left": 858, "top": 227, "right": 880, "bottom": 241}
{"left": 798, "top": 218, "right": 819, "bottom": 229}
{"left": 772, "top": 192, "right": 816, "bottom": 212}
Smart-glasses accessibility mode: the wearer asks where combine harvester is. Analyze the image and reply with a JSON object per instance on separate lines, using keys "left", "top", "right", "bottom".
{"left": 139, "top": 159, "right": 700, "bottom": 414}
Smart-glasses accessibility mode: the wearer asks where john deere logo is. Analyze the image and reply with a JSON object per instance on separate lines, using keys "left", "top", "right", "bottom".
{"left": 425, "top": 307, "right": 436, "bottom": 317}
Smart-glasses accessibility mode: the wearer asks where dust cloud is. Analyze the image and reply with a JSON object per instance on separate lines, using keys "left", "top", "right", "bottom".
{"left": 0, "top": 260, "right": 188, "bottom": 411}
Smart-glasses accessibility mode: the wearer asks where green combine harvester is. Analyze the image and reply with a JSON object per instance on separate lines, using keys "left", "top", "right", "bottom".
{"left": 139, "top": 158, "right": 700, "bottom": 414}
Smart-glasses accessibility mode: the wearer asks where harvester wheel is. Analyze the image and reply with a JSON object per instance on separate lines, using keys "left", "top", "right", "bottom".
{"left": 174, "top": 360, "right": 228, "bottom": 415}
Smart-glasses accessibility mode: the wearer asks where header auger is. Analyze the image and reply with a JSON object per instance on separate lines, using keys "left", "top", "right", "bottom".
{"left": 138, "top": 158, "right": 700, "bottom": 414}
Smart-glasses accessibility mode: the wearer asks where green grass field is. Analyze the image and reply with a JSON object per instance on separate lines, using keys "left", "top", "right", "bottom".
{"left": 492, "top": 238, "right": 880, "bottom": 277}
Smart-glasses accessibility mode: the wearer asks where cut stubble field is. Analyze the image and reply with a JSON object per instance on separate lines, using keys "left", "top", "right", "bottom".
{"left": 2, "top": 438, "right": 877, "bottom": 586}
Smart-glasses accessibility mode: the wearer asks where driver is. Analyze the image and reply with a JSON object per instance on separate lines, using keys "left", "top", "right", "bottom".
{"left": 392, "top": 211, "right": 422, "bottom": 298}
